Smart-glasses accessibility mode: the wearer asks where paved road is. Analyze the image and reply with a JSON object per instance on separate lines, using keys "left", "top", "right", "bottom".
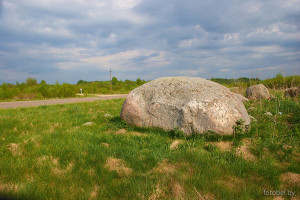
{"left": 0, "top": 94, "right": 128, "bottom": 109}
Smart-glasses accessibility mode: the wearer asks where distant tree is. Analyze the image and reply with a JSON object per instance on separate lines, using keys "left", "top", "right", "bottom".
{"left": 59, "top": 83, "right": 76, "bottom": 97}
{"left": 237, "top": 77, "right": 250, "bottom": 83}
{"left": 91, "top": 82, "right": 98, "bottom": 94}
{"left": 19, "top": 83, "right": 26, "bottom": 91}
{"left": 0, "top": 83, "right": 15, "bottom": 99}
{"left": 26, "top": 77, "right": 37, "bottom": 86}
{"left": 77, "top": 80, "right": 87, "bottom": 84}
{"left": 112, "top": 77, "right": 118, "bottom": 86}
{"left": 136, "top": 78, "right": 142, "bottom": 86}
{"left": 1, "top": 82, "right": 7, "bottom": 91}
{"left": 275, "top": 73, "right": 284, "bottom": 79}
{"left": 38, "top": 80, "right": 48, "bottom": 97}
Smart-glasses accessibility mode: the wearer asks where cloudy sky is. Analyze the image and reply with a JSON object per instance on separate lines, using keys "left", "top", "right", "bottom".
{"left": 0, "top": 0, "right": 300, "bottom": 84}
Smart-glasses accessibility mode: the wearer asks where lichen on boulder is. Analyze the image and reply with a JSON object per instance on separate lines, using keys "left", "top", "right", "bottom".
{"left": 120, "top": 77, "right": 250, "bottom": 135}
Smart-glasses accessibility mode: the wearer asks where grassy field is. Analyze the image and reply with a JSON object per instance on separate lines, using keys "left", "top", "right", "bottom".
{"left": 0, "top": 95, "right": 299, "bottom": 199}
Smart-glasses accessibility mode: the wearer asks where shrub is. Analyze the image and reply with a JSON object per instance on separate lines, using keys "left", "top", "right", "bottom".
{"left": 26, "top": 77, "right": 37, "bottom": 86}
{"left": 38, "top": 80, "right": 48, "bottom": 98}
{"left": 58, "top": 83, "right": 76, "bottom": 98}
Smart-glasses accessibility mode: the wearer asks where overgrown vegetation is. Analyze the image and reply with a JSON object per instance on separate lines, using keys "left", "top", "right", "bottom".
{"left": 0, "top": 77, "right": 147, "bottom": 101}
{"left": 76, "top": 78, "right": 146, "bottom": 94}
{"left": 211, "top": 74, "right": 300, "bottom": 89}
{"left": 0, "top": 90, "right": 299, "bottom": 199}
{"left": 1, "top": 74, "right": 299, "bottom": 101}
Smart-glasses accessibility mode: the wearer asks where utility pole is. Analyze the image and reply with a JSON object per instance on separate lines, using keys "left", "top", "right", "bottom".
{"left": 109, "top": 69, "right": 112, "bottom": 91}
{"left": 233, "top": 72, "right": 236, "bottom": 86}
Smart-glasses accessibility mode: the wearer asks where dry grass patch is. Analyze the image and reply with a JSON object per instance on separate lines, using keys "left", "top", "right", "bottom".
{"left": 0, "top": 182, "right": 21, "bottom": 193}
{"left": 48, "top": 123, "right": 63, "bottom": 133}
{"left": 203, "top": 192, "right": 217, "bottom": 200}
{"left": 26, "top": 174, "right": 34, "bottom": 183}
{"left": 293, "top": 152, "right": 300, "bottom": 162}
{"left": 88, "top": 168, "right": 96, "bottom": 177}
{"left": 30, "top": 136, "right": 41, "bottom": 147}
{"left": 52, "top": 162, "right": 74, "bottom": 176}
{"left": 37, "top": 155, "right": 74, "bottom": 176}
{"left": 213, "top": 141, "right": 233, "bottom": 151}
{"left": 21, "top": 130, "right": 29, "bottom": 136}
{"left": 272, "top": 196, "right": 285, "bottom": 200}
{"left": 170, "top": 140, "right": 183, "bottom": 150}
{"left": 104, "top": 157, "right": 132, "bottom": 176}
{"left": 280, "top": 172, "right": 300, "bottom": 187}
{"left": 236, "top": 139, "right": 256, "bottom": 161}
{"left": 89, "top": 185, "right": 99, "bottom": 200}
{"left": 153, "top": 159, "right": 176, "bottom": 174}
{"left": 149, "top": 184, "right": 165, "bottom": 200}
{"left": 193, "top": 188, "right": 216, "bottom": 200}
{"left": 7, "top": 143, "right": 22, "bottom": 156}
{"left": 38, "top": 155, "right": 59, "bottom": 165}
{"left": 236, "top": 145, "right": 256, "bottom": 161}
{"left": 115, "top": 129, "right": 126, "bottom": 135}
{"left": 52, "top": 157, "right": 59, "bottom": 165}
{"left": 101, "top": 142, "right": 109, "bottom": 148}
{"left": 248, "top": 172, "right": 265, "bottom": 184}
{"left": 149, "top": 180, "right": 185, "bottom": 200}
{"left": 108, "top": 129, "right": 147, "bottom": 136}
{"left": 170, "top": 181, "right": 185, "bottom": 199}
{"left": 219, "top": 176, "right": 244, "bottom": 190}
{"left": 129, "top": 131, "right": 147, "bottom": 136}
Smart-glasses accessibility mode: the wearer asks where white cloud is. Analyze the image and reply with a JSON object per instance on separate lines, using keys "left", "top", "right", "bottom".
{"left": 56, "top": 61, "right": 85, "bottom": 70}
{"left": 257, "top": 65, "right": 283, "bottom": 71}
{"left": 178, "top": 39, "right": 194, "bottom": 48}
{"left": 81, "top": 49, "right": 170, "bottom": 71}
{"left": 220, "top": 68, "right": 231, "bottom": 72}
{"left": 112, "top": 0, "right": 141, "bottom": 9}
{"left": 247, "top": 3, "right": 260, "bottom": 13}
{"left": 1, "top": 0, "right": 300, "bottom": 83}
{"left": 280, "top": 0, "right": 300, "bottom": 8}
{"left": 245, "top": 23, "right": 295, "bottom": 37}
{"left": 251, "top": 45, "right": 284, "bottom": 53}
{"left": 224, "top": 33, "right": 240, "bottom": 41}
{"left": 0, "top": 69, "right": 31, "bottom": 82}
{"left": 165, "top": 69, "right": 204, "bottom": 77}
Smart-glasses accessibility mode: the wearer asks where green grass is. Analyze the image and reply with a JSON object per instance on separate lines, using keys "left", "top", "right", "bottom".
{"left": 0, "top": 94, "right": 104, "bottom": 102}
{"left": 0, "top": 97, "right": 299, "bottom": 200}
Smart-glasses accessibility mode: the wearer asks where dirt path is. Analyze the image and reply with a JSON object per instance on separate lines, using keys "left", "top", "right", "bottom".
{"left": 0, "top": 94, "right": 128, "bottom": 109}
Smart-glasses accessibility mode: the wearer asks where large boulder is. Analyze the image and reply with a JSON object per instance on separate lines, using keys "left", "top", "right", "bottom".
{"left": 245, "top": 84, "right": 270, "bottom": 100}
{"left": 120, "top": 77, "right": 250, "bottom": 135}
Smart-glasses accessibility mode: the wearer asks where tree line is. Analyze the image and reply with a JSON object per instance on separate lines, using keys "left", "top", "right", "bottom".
{"left": 0, "top": 77, "right": 146, "bottom": 100}
{"left": 211, "top": 74, "right": 300, "bottom": 89}
{"left": 0, "top": 74, "right": 299, "bottom": 100}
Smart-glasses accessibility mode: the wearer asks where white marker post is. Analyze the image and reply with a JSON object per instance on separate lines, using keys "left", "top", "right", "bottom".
{"left": 80, "top": 88, "right": 82, "bottom": 95}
